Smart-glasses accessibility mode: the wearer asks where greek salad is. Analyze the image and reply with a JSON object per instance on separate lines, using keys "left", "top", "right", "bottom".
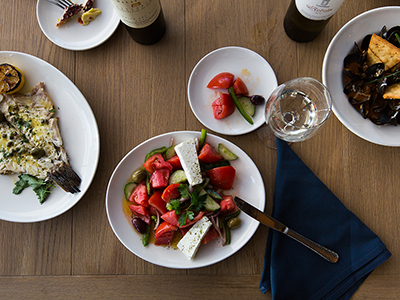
{"left": 123, "top": 129, "right": 242, "bottom": 260}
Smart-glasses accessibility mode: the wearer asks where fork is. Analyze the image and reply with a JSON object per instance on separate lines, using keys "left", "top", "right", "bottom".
{"left": 47, "top": 0, "right": 75, "bottom": 9}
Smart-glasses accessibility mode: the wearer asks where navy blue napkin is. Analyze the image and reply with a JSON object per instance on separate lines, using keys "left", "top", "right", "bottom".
{"left": 259, "top": 138, "right": 391, "bottom": 300}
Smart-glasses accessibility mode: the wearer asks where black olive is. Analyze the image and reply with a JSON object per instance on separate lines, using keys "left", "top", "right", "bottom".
{"left": 132, "top": 218, "right": 147, "bottom": 234}
{"left": 250, "top": 95, "right": 265, "bottom": 105}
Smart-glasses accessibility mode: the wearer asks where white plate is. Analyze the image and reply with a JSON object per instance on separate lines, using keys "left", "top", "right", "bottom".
{"left": 188, "top": 47, "right": 278, "bottom": 135}
{"left": 322, "top": 6, "right": 400, "bottom": 146}
{"left": 0, "top": 51, "right": 100, "bottom": 222}
{"left": 36, "top": 0, "right": 120, "bottom": 51}
{"left": 106, "top": 131, "right": 265, "bottom": 269}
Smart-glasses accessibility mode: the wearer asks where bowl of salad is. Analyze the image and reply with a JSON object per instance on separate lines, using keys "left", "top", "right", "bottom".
{"left": 105, "top": 130, "right": 265, "bottom": 269}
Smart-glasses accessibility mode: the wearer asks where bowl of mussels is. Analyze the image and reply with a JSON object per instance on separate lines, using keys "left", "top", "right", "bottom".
{"left": 323, "top": 6, "right": 400, "bottom": 146}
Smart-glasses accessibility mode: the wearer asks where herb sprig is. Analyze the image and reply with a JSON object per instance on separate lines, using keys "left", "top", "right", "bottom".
{"left": 173, "top": 184, "right": 207, "bottom": 227}
{"left": 13, "top": 174, "right": 54, "bottom": 204}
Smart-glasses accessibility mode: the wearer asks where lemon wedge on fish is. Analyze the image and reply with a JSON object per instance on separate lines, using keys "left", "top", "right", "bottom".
{"left": 0, "top": 63, "right": 25, "bottom": 94}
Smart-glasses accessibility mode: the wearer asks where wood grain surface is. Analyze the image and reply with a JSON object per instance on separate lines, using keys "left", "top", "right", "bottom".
{"left": 1, "top": 0, "right": 400, "bottom": 299}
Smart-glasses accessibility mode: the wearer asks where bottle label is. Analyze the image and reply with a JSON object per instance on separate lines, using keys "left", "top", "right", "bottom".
{"left": 295, "top": 0, "right": 344, "bottom": 20}
{"left": 109, "top": 0, "right": 161, "bottom": 29}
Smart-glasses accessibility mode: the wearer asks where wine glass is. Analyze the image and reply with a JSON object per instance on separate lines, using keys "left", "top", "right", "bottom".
{"left": 258, "top": 77, "right": 332, "bottom": 148}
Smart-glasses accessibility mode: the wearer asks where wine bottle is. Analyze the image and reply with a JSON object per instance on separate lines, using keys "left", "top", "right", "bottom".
{"left": 283, "top": 0, "right": 345, "bottom": 43}
{"left": 109, "top": 0, "right": 166, "bottom": 45}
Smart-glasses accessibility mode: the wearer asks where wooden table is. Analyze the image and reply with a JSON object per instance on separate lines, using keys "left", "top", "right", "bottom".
{"left": 1, "top": 1, "right": 399, "bottom": 299}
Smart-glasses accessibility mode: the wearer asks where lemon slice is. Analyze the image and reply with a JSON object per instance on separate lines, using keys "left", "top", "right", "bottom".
{"left": 0, "top": 63, "right": 25, "bottom": 94}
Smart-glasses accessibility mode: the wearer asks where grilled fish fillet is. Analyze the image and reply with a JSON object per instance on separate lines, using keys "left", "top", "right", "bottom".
{"left": 0, "top": 82, "right": 81, "bottom": 193}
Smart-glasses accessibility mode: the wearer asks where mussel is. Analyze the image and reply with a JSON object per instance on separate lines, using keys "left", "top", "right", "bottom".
{"left": 342, "top": 25, "right": 400, "bottom": 126}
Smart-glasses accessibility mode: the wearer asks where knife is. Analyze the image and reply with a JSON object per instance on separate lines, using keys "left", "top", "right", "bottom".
{"left": 234, "top": 197, "right": 339, "bottom": 263}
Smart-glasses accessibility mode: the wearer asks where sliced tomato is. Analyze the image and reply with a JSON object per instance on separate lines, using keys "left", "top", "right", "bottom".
{"left": 161, "top": 183, "right": 181, "bottom": 202}
{"left": 128, "top": 181, "right": 149, "bottom": 207}
{"left": 211, "top": 93, "right": 235, "bottom": 119}
{"left": 206, "top": 166, "right": 236, "bottom": 190}
{"left": 232, "top": 77, "right": 249, "bottom": 96}
{"left": 144, "top": 153, "right": 172, "bottom": 174}
{"left": 148, "top": 190, "right": 168, "bottom": 215}
{"left": 154, "top": 221, "right": 178, "bottom": 246}
{"left": 128, "top": 205, "right": 151, "bottom": 225}
{"left": 166, "top": 155, "right": 182, "bottom": 170}
{"left": 201, "top": 226, "right": 219, "bottom": 244}
{"left": 220, "top": 195, "right": 238, "bottom": 216}
{"left": 161, "top": 210, "right": 205, "bottom": 228}
{"left": 160, "top": 210, "right": 179, "bottom": 226}
{"left": 207, "top": 72, "right": 235, "bottom": 89}
{"left": 198, "top": 143, "right": 223, "bottom": 163}
{"left": 128, "top": 204, "right": 150, "bottom": 216}
{"left": 150, "top": 168, "right": 170, "bottom": 189}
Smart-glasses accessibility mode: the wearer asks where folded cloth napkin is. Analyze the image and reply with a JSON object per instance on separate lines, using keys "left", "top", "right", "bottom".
{"left": 259, "top": 138, "right": 391, "bottom": 300}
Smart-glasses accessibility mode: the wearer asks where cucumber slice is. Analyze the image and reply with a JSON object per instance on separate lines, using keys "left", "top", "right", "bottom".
{"left": 218, "top": 143, "right": 238, "bottom": 161}
{"left": 199, "top": 189, "right": 220, "bottom": 211}
{"left": 124, "top": 182, "right": 137, "bottom": 200}
{"left": 165, "top": 145, "right": 176, "bottom": 160}
{"left": 237, "top": 96, "right": 255, "bottom": 117}
{"left": 169, "top": 170, "right": 187, "bottom": 184}
{"left": 206, "top": 189, "right": 222, "bottom": 200}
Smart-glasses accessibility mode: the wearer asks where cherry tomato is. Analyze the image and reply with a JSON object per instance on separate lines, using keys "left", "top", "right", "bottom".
{"left": 232, "top": 77, "right": 249, "bottom": 96}
{"left": 206, "top": 166, "right": 236, "bottom": 190}
{"left": 128, "top": 181, "right": 149, "bottom": 207}
{"left": 211, "top": 93, "right": 235, "bottom": 119}
{"left": 154, "top": 222, "right": 178, "bottom": 245}
{"left": 207, "top": 72, "right": 235, "bottom": 89}
{"left": 198, "top": 143, "right": 223, "bottom": 163}
{"left": 161, "top": 183, "right": 181, "bottom": 202}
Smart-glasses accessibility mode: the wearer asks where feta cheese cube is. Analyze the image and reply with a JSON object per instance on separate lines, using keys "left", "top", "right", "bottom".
{"left": 174, "top": 139, "right": 203, "bottom": 186}
{"left": 177, "top": 216, "right": 212, "bottom": 260}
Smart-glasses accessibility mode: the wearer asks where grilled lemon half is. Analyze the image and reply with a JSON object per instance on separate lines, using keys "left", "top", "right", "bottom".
{"left": 0, "top": 63, "right": 25, "bottom": 94}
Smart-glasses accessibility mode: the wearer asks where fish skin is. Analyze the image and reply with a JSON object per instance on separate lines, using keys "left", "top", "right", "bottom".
{"left": 0, "top": 82, "right": 81, "bottom": 193}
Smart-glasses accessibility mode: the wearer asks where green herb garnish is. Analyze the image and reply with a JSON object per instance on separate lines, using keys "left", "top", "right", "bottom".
{"left": 176, "top": 184, "right": 207, "bottom": 226}
{"left": 13, "top": 174, "right": 54, "bottom": 204}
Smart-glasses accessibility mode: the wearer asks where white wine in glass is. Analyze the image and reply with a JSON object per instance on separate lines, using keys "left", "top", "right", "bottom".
{"left": 262, "top": 77, "right": 332, "bottom": 146}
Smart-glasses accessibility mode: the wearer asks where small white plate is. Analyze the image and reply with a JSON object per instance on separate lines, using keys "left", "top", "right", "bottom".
{"left": 106, "top": 131, "right": 265, "bottom": 269}
{"left": 188, "top": 47, "right": 278, "bottom": 135}
{"left": 36, "top": 0, "right": 120, "bottom": 51}
{"left": 0, "top": 51, "right": 100, "bottom": 222}
{"left": 322, "top": 6, "right": 400, "bottom": 146}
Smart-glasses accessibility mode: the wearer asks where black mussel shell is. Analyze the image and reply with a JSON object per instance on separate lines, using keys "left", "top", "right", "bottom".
{"left": 365, "top": 63, "right": 385, "bottom": 79}
{"left": 344, "top": 78, "right": 372, "bottom": 104}
{"left": 368, "top": 104, "right": 392, "bottom": 125}
{"left": 379, "top": 25, "right": 388, "bottom": 39}
{"left": 359, "top": 101, "right": 370, "bottom": 119}
{"left": 386, "top": 26, "right": 400, "bottom": 47}
{"left": 343, "top": 53, "right": 364, "bottom": 74}
{"left": 361, "top": 34, "right": 372, "bottom": 52}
